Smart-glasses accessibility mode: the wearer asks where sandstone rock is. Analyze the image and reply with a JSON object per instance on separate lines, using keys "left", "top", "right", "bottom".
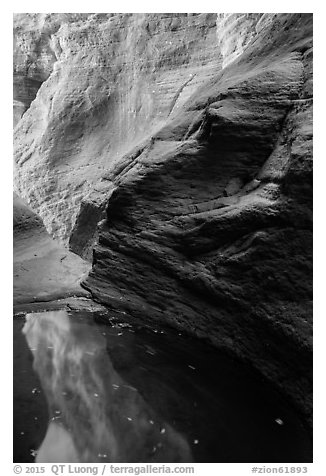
{"left": 13, "top": 13, "right": 313, "bottom": 426}
{"left": 13, "top": 193, "right": 90, "bottom": 307}
{"left": 216, "top": 13, "right": 265, "bottom": 68}
{"left": 83, "top": 14, "right": 313, "bottom": 424}
{"left": 14, "top": 12, "right": 265, "bottom": 246}
{"left": 13, "top": 13, "right": 91, "bottom": 126}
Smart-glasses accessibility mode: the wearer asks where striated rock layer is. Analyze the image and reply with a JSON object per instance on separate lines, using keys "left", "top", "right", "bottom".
{"left": 14, "top": 14, "right": 313, "bottom": 424}
{"left": 14, "top": 13, "right": 224, "bottom": 247}
{"left": 13, "top": 13, "right": 91, "bottom": 126}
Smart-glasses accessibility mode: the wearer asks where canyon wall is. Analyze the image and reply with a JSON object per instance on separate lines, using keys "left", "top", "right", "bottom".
{"left": 13, "top": 14, "right": 91, "bottom": 126}
{"left": 13, "top": 14, "right": 313, "bottom": 423}
{"left": 13, "top": 193, "right": 90, "bottom": 306}
{"left": 14, "top": 13, "right": 225, "bottom": 248}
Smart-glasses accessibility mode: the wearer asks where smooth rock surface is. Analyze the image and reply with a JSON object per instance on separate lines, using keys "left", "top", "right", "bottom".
{"left": 13, "top": 14, "right": 313, "bottom": 425}
{"left": 13, "top": 193, "right": 91, "bottom": 307}
{"left": 14, "top": 13, "right": 267, "bottom": 249}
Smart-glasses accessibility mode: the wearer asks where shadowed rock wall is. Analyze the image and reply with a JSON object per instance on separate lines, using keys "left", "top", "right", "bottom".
{"left": 14, "top": 13, "right": 224, "bottom": 246}
{"left": 13, "top": 13, "right": 313, "bottom": 424}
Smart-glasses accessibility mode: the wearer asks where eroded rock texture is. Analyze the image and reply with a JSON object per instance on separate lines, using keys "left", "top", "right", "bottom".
{"left": 14, "top": 13, "right": 224, "bottom": 246}
{"left": 14, "top": 14, "right": 313, "bottom": 423}
{"left": 13, "top": 13, "right": 91, "bottom": 126}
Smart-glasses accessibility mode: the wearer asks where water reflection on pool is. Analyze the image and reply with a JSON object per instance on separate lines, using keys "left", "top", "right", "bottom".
{"left": 13, "top": 309, "right": 312, "bottom": 463}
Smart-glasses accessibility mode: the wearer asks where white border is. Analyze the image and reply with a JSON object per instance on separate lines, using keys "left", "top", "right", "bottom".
{"left": 3, "top": 3, "right": 324, "bottom": 474}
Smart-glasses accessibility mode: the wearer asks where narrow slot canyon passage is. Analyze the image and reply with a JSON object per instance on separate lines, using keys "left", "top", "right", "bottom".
{"left": 13, "top": 13, "right": 313, "bottom": 464}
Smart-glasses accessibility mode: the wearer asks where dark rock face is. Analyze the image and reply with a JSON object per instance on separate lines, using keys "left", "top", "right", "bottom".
{"left": 14, "top": 13, "right": 313, "bottom": 425}
{"left": 83, "top": 14, "right": 313, "bottom": 422}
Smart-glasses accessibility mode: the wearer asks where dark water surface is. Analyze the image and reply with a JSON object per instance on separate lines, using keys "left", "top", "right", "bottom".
{"left": 13, "top": 309, "right": 312, "bottom": 463}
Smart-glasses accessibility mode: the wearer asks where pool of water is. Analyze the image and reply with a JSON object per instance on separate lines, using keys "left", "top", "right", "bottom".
{"left": 13, "top": 309, "right": 312, "bottom": 463}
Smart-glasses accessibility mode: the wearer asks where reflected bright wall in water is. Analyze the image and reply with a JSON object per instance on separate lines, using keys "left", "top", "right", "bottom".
{"left": 23, "top": 311, "right": 193, "bottom": 463}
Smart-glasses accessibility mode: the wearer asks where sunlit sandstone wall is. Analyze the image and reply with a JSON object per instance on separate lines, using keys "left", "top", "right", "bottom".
{"left": 14, "top": 13, "right": 313, "bottom": 425}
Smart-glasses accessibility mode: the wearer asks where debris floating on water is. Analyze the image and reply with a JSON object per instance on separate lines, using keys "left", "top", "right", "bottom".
{"left": 50, "top": 416, "right": 62, "bottom": 422}
{"left": 123, "top": 384, "right": 137, "bottom": 391}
